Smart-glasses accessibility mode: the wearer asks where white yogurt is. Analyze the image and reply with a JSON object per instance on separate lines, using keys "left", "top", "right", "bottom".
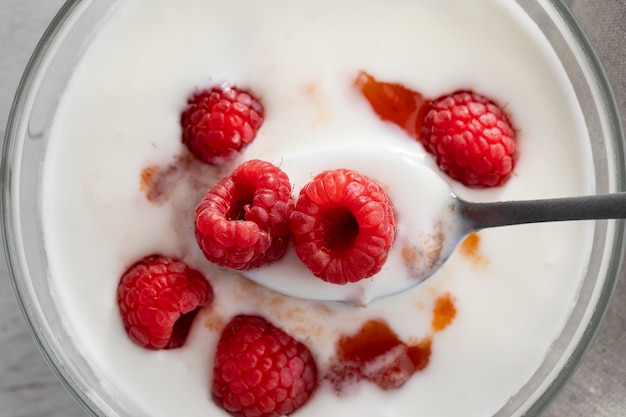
{"left": 42, "top": 0, "right": 594, "bottom": 416}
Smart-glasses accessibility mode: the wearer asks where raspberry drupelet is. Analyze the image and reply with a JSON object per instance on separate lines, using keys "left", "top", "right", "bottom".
{"left": 117, "top": 254, "right": 214, "bottom": 350}
{"left": 195, "top": 159, "right": 293, "bottom": 270}
{"left": 290, "top": 169, "right": 396, "bottom": 285}
{"left": 181, "top": 85, "right": 264, "bottom": 165}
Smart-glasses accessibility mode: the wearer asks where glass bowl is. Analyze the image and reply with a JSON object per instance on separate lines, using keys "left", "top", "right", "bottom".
{"left": 2, "top": 0, "right": 624, "bottom": 416}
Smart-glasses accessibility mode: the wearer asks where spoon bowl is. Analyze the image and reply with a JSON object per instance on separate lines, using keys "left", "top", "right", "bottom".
{"left": 245, "top": 146, "right": 460, "bottom": 305}
{"left": 243, "top": 147, "right": 626, "bottom": 305}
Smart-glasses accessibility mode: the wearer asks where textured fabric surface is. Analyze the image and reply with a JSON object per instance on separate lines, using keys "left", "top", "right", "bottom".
{"left": 0, "top": 1, "right": 625, "bottom": 416}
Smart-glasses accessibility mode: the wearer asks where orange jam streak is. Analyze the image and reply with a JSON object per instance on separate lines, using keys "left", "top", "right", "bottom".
{"left": 354, "top": 70, "right": 431, "bottom": 139}
{"left": 460, "top": 232, "right": 489, "bottom": 270}
{"left": 460, "top": 233, "right": 481, "bottom": 258}
{"left": 432, "top": 293, "right": 457, "bottom": 332}
{"left": 326, "top": 294, "right": 456, "bottom": 392}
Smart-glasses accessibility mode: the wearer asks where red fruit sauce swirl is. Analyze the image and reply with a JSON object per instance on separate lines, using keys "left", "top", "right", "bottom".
{"left": 354, "top": 70, "right": 430, "bottom": 139}
{"left": 326, "top": 293, "right": 456, "bottom": 393}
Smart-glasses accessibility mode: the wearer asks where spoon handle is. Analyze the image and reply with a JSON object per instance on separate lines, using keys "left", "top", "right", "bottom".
{"left": 459, "top": 192, "right": 626, "bottom": 232}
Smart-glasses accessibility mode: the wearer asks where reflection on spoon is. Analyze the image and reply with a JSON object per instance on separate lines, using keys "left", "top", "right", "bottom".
{"left": 242, "top": 146, "right": 625, "bottom": 305}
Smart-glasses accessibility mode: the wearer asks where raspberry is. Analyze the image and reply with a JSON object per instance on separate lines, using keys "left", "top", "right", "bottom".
{"left": 117, "top": 254, "right": 214, "bottom": 350}
{"left": 290, "top": 169, "right": 396, "bottom": 284}
{"left": 212, "top": 315, "right": 318, "bottom": 417}
{"left": 421, "top": 90, "right": 517, "bottom": 187}
{"left": 195, "top": 159, "right": 293, "bottom": 270}
{"left": 181, "top": 85, "right": 264, "bottom": 165}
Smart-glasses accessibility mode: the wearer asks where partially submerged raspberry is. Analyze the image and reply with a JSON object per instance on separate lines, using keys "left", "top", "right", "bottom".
{"left": 290, "top": 169, "right": 396, "bottom": 284}
{"left": 181, "top": 85, "right": 264, "bottom": 165}
{"left": 212, "top": 315, "right": 318, "bottom": 417}
{"left": 421, "top": 90, "right": 517, "bottom": 187}
{"left": 117, "top": 254, "right": 214, "bottom": 350}
{"left": 356, "top": 72, "right": 518, "bottom": 188}
{"left": 195, "top": 159, "right": 293, "bottom": 270}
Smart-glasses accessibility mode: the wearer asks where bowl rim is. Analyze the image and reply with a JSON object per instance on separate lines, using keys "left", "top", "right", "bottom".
{"left": 518, "top": 2, "right": 626, "bottom": 414}
{"left": 2, "top": 1, "right": 625, "bottom": 416}
{"left": 1, "top": 1, "right": 103, "bottom": 416}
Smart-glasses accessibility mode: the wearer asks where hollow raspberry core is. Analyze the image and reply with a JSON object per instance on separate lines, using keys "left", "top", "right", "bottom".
{"left": 322, "top": 207, "right": 360, "bottom": 252}
{"left": 225, "top": 187, "right": 252, "bottom": 222}
{"left": 290, "top": 169, "right": 396, "bottom": 285}
{"left": 195, "top": 160, "right": 293, "bottom": 270}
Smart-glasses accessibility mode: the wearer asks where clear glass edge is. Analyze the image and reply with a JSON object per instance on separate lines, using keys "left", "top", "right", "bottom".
{"left": 1, "top": 1, "right": 105, "bottom": 416}
{"left": 1, "top": 0, "right": 624, "bottom": 416}
{"left": 518, "top": 0, "right": 626, "bottom": 415}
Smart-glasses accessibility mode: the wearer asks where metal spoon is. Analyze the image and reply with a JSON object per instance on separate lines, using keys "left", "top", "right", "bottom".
{"left": 242, "top": 147, "right": 624, "bottom": 305}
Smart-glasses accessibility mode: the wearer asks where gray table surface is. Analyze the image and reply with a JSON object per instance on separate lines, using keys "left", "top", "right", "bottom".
{"left": 1, "top": 1, "right": 625, "bottom": 416}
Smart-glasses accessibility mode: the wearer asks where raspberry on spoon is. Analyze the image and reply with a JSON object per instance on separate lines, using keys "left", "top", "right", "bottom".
{"left": 212, "top": 315, "right": 318, "bottom": 417}
{"left": 290, "top": 168, "right": 396, "bottom": 284}
{"left": 117, "top": 254, "right": 214, "bottom": 350}
{"left": 195, "top": 159, "right": 293, "bottom": 270}
{"left": 181, "top": 85, "right": 264, "bottom": 165}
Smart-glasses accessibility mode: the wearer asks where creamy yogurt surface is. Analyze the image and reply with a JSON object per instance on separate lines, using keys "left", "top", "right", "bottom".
{"left": 42, "top": 0, "right": 594, "bottom": 416}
